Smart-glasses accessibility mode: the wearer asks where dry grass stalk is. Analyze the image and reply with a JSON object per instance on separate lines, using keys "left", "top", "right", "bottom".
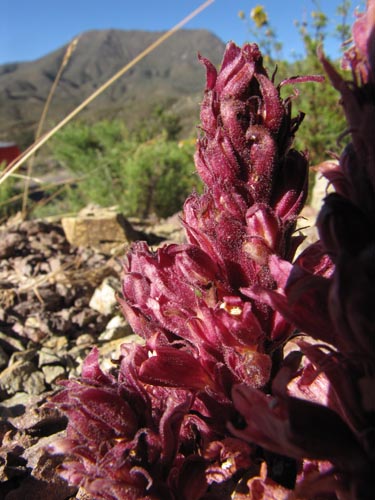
{"left": 0, "top": 0, "right": 214, "bottom": 188}
{"left": 0, "top": 177, "right": 80, "bottom": 209}
{"left": 21, "top": 37, "right": 80, "bottom": 218}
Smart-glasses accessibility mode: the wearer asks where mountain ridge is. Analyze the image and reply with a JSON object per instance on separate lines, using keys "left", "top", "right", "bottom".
{"left": 0, "top": 29, "right": 226, "bottom": 146}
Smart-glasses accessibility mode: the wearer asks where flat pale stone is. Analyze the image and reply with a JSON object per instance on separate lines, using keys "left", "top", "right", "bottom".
{"left": 61, "top": 206, "right": 139, "bottom": 254}
{"left": 89, "top": 276, "right": 119, "bottom": 315}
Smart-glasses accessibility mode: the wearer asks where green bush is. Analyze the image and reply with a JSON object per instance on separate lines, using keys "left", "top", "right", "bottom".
{"left": 123, "top": 138, "right": 198, "bottom": 218}
{"left": 0, "top": 166, "right": 21, "bottom": 221}
{"left": 51, "top": 120, "right": 135, "bottom": 210}
{"left": 50, "top": 120, "right": 199, "bottom": 219}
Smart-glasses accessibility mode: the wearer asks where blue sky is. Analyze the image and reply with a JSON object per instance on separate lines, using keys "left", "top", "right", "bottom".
{"left": 0, "top": 0, "right": 365, "bottom": 64}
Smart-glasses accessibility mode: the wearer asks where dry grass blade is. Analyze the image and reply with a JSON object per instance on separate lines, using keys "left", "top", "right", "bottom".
{"left": 21, "top": 37, "right": 80, "bottom": 218}
{"left": 0, "top": 0, "right": 215, "bottom": 187}
{"left": 0, "top": 176, "right": 80, "bottom": 209}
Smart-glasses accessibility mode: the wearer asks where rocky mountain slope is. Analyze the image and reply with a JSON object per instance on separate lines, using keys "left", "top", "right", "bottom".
{"left": 0, "top": 29, "right": 226, "bottom": 145}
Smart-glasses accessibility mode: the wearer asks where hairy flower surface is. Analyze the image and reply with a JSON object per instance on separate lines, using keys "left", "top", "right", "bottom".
{"left": 230, "top": 3, "right": 375, "bottom": 498}
{"left": 50, "top": 35, "right": 345, "bottom": 500}
{"left": 50, "top": 40, "right": 318, "bottom": 499}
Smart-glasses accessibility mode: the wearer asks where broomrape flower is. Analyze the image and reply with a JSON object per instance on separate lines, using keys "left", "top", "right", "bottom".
{"left": 231, "top": 2, "right": 375, "bottom": 498}
{"left": 51, "top": 33, "right": 334, "bottom": 500}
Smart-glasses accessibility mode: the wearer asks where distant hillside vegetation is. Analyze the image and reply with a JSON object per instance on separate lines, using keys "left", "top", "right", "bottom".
{"left": 0, "top": 29, "right": 226, "bottom": 146}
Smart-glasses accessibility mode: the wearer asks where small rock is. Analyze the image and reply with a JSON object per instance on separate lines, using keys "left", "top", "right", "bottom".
{"left": 0, "top": 392, "right": 30, "bottom": 419}
{"left": 42, "top": 336, "right": 68, "bottom": 351}
{"left": 9, "top": 348, "right": 37, "bottom": 365}
{"left": 0, "top": 392, "right": 50, "bottom": 420}
{"left": 0, "top": 330, "right": 26, "bottom": 353}
{"left": 75, "top": 333, "right": 95, "bottom": 346}
{"left": 0, "top": 231, "right": 24, "bottom": 258}
{"left": 0, "top": 361, "right": 45, "bottom": 397}
{"left": 61, "top": 206, "right": 139, "bottom": 254}
{"left": 23, "top": 370, "right": 46, "bottom": 395}
{"left": 0, "top": 344, "right": 9, "bottom": 369}
{"left": 89, "top": 276, "right": 119, "bottom": 316}
{"left": 98, "top": 315, "right": 132, "bottom": 341}
{"left": 12, "top": 315, "right": 50, "bottom": 343}
{"left": 42, "top": 365, "right": 66, "bottom": 385}
{"left": 38, "top": 348, "right": 63, "bottom": 367}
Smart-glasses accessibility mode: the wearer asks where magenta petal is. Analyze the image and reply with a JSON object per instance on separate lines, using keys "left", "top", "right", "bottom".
{"left": 159, "top": 392, "right": 193, "bottom": 464}
{"left": 241, "top": 273, "right": 336, "bottom": 345}
{"left": 76, "top": 388, "right": 138, "bottom": 438}
{"left": 81, "top": 347, "right": 115, "bottom": 384}
{"left": 139, "top": 347, "right": 217, "bottom": 392}
{"left": 230, "top": 384, "right": 367, "bottom": 470}
{"left": 224, "top": 347, "right": 271, "bottom": 389}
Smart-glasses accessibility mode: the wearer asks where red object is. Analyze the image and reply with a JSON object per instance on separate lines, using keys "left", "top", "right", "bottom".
{"left": 0, "top": 142, "right": 21, "bottom": 166}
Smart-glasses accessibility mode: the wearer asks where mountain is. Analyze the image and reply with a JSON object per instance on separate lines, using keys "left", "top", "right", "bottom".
{"left": 0, "top": 29, "right": 226, "bottom": 146}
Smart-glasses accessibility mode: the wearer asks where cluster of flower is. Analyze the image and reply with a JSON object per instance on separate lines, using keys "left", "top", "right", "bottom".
{"left": 50, "top": 2, "right": 374, "bottom": 498}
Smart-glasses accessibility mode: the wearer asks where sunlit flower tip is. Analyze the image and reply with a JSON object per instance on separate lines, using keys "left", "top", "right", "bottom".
{"left": 246, "top": 204, "right": 280, "bottom": 252}
{"left": 271, "top": 149, "right": 309, "bottom": 221}
{"left": 225, "top": 348, "right": 271, "bottom": 389}
{"left": 194, "top": 129, "right": 242, "bottom": 187}
{"left": 139, "top": 346, "right": 218, "bottom": 392}
{"left": 198, "top": 40, "right": 284, "bottom": 150}
{"left": 174, "top": 244, "right": 220, "bottom": 286}
{"left": 203, "top": 438, "right": 253, "bottom": 484}
{"left": 342, "top": 0, "right": 375, "bottom": 80}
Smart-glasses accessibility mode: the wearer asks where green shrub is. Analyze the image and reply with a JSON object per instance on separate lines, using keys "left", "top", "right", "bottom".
{"left": 122, "top": 138, "right": 198, "bottom": 218}
{"left": 0, "top": 167, "right": 21, "bottom": 221}
{"left": 50, "top": 120, "right": 199, "bottom": 219}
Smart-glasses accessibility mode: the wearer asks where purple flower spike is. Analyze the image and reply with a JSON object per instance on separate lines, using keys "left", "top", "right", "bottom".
{"left": 230, "top": 3, "right": 375, "bottom": 498}
{"left": 51, "top": 37, "right": 331, "bottom": 499}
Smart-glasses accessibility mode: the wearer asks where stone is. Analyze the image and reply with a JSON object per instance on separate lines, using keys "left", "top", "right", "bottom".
{"left": 22, "top": 370, "right": 46, "bottom": 395}
{"left": 0, "top": 231, "right": 24, "bottom": 258}
{"left": 98, "top": 314, "right": 132, "bottom": 341}
{"left": 0, "top": 392, "right": 30, "bottom": 419}
{"left": 0, "top": 330, "right": 26, "bottom": 353}
{"left": 75, "top": 333, "right": 95, "bottom": 346}
{"left": 12, "top": 315, "right": 50, "bottom": 343}
{"left": 0, "top": 392, "right": 51, "bottom": 420}
{"left": 9, "top": 348, "right": 38, "bottom": 365}
{"left": 61, "top": 206, "right": 139, "bottom": 254}
{"left": 41, "top": 365, "right": 66, "bottom": 385}
{"left": 0, "top": 344, "right": 9, "bottom": 370}
{"left": 42, "top": 336, "right": 68, "bottom": 351}
{"left": 0, "top": 361, "right": 45, "bottom": 397}
{"left": 38, "top": 348, "right": 63, "bottom": 367}
{"left": 89, "top": 276, "right": 119, "bottom": 316}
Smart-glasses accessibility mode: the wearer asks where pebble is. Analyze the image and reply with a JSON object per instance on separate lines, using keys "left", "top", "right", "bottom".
{"left": 0, "top": 360, "right": 45, "bottom": 397}
{"left": 98, "top": 314, "right": 132, "bottom": 341}
{"left": 89, "top": 276, "right": 120, "bottom": 316}
{"left": 42, "top": 365, "right": 66, "bottom": 385}
{"left": 9, "top": 348, "right": 37, "bottom": 365}
{"left": 0, "top": 344, "right": 9, "bottom": 369}
{"left": 38, "top": 348, "right": 64, "bottom": 367}
{"left": 0, "top": 330, "right": 26, "bottom": 353}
